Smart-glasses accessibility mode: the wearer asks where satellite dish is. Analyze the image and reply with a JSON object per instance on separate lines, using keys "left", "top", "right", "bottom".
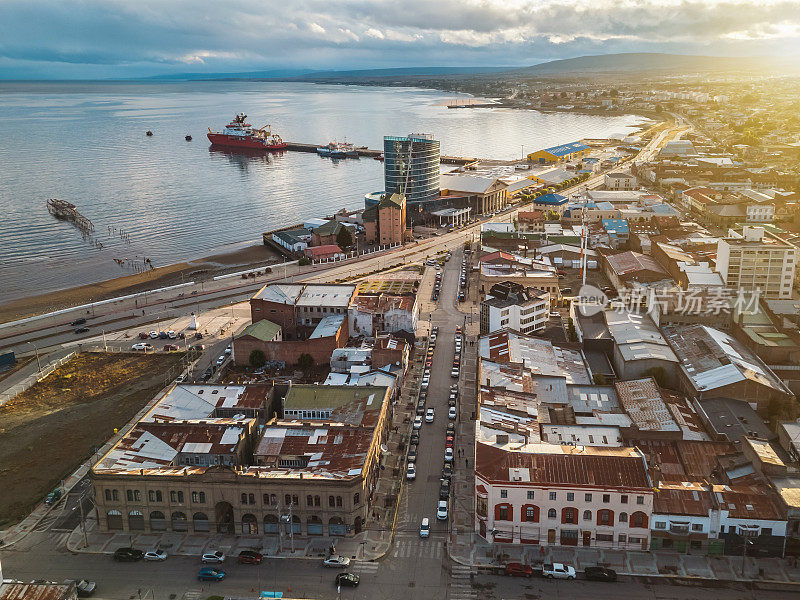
{"left": 380, "top": 444, "right": 389, "bottom": 454}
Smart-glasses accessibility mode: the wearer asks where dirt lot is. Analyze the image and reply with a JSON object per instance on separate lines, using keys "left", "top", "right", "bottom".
{"left": 0, "top": 351, "right": 184, "bottom": 528}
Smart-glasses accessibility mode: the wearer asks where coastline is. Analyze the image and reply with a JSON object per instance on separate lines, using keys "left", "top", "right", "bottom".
{"left": 0, "top": 243, "right": 282, "bottom": 324}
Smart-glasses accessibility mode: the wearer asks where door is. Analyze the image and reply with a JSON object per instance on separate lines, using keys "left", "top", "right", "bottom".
{"left": 547, "top": 529, "right": 556, "bottom": 544}
{"left": 583, "top": 531, "right": 592, "bottom": 546}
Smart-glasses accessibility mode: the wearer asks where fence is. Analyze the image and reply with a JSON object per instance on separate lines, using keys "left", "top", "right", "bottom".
{"left": 0, "top": 351, "right": 76, "bottom": 406}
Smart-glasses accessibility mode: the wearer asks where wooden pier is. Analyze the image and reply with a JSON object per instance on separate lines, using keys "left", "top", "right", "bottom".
{"left": 283, "top": 142, "right": 476, "bottom": 165}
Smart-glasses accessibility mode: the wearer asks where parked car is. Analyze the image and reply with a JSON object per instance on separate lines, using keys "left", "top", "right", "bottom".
{"left": 44, "top": 488, "right": 62, "bottom": 505}
{"left": 445, "top": 435, "right": 454, "bottom": 448}
{"left": 148, "top": 331, "right": 159, "bottom": 339}
{"left": 425, "top": 408, "right": 435, "bottom": 423}
{"left": 442, "top": 463, "right": 453, "bottom": 479}
{"left": 436, "top": 500, "right": 448, "bottom": 520}
{"left": 335, "top": 573, "right": 359, "bottom": 587}
{"left": 74, "top": 327, "right": 90, "bottom": 334}
{"left": 504, "top": 562, "right": 533, "bottom": 578}
{"left": 413, "top": 416, "right": 423, "bottom": 430}
{"left": 411, "top": 431, "right": 420, "bottom": 445}
{"left": 419, "top": 517, "right": 430, "bottom": 538}
{"left": 323, "top": 555, "right": 351, "bottom": 568}
{"left": 451, "top": 368, "right": 459, "bottom": 378}
{"left": 167, "top": 330, "right": 177, "bottom": 339}
{"left": 446, "top": 423, "right": 455, "bottom": 436}
{"left": 163, "top": 344, "right": 179, "bottom": 352}
{"left": 75, "top": 580, "right": 96, "bottom": 597}
{"left": 448, "top": 407, "right": 457, "bottom": 420}
{"left": 584, "top": 566, "right": 617, "bottom": 582}
{"left": 70, "top": 318, "right": 87, "bottom": 326}
{"left": 113, "top": 547, "right": 144, "bottom": 562}
{"left": 416, "top": 404, "right": 425, "bottom": 416}
{"left": 131, "top": 342, "right": 152, "bottom": 351}
{"left": 407, "top": 445, "right": 418, "bottom": 462}
{"left": 198, "top": 567, "right": 225, "bottom": 581}
{"left": 143, "top": 550, "right": 168, "bottom": 561}
{"left": 406, "top": 463, "right": 416, "bottom": 480}
{"left": 201, "top": 550, "right": 225, "bottom": 564}
{"left": 444, "top": 448, "right": 454, "bottom": 462}
{"left": 237, "top": 550, "right": 263, "bottom": 564}
{"left": 138, "top": 332, "right": 149, "bottom": 339}
{"left": 542, "top": 563, "right": 576, "bottom": 579}
{"left": 439, "top": 479, "right": 450, "bottom": 499}
{"left": 158, "top": 331, "right": 169, "bottom": 339}
{"left": 194, "top": 332, "right": 203, "bottom": 339}
{"left": 216, "top": 355, "right": 225, "bottom": 366}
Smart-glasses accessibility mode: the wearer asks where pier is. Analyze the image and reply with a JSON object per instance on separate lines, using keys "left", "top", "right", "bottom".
{"left": 283, "top": 142, "right": 476, "bottom": 165}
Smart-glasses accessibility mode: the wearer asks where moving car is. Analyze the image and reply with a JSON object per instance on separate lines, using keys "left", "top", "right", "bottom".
{"left": 407, "top": 463, "right": 416, "bottom": 480}
{"left": 70, "top": 318, "right": 87, "bottom": 326}
{"left": 113, "top": 547, "right": 144, "bottom": 562}
{"left": 143, "top": 550, "right": 168, "bottom": 561}
{"left": 335, "top": 573, "right": 359, "bottom": 587}
{"left": 198, "top": 567, "right": 225, "bottom": 581}
{"left": 323, "top": 555, "right": 351, "bottom": 568}
{"left": 131, "top": 342, "right": 152, "bottom": 351}
{"left": 237, "top": 550, "right": 264, "bottom": 564}
{"left": 584, "top": 566, "right": 617, "bottom": 582}
{"left": 425, "top": 408, "right": 435, "bottom": 423}
{"left": 542, "top": 563, "right": 576, "bottom": 579}
{"left": 201, "top": 550, "right": 225, "bottom": 564}
{"left": 74, "top": 327, "right": 90, "bottom": 334}
{"left": 75, "top": 580, "right": 96, "bottom": 597}
{"left": 436, "top": 500, "right": 448, "bottom": 520}
{"left": 419, "top": 517, "right": 430, "bottom": 538}
{"left": 44, "top": 488, "right": 62, "bottom": 505}
{"left": 504, "top": 563, "right": 533, "bottom": 578}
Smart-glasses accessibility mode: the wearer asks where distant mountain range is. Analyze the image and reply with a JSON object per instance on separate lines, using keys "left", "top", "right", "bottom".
{"left": 147, "top": 53, "right": 787, "bottom": 82}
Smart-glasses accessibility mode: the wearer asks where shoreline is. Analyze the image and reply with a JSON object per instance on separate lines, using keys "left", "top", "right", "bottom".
{"left": 0, "top": 243, "right": 283, "bottom": 324}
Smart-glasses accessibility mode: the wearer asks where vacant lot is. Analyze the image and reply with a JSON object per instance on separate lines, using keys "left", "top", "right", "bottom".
{"left": 0, "top": 351, "right": 184, "bottom": 528}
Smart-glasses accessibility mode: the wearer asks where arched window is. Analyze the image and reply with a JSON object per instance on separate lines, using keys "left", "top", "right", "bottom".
{"left": 631, "top": 511, "right": 648, "bottom": 528}
{"left": 619, "top": 512, "right": 628, "bottom": 523}
{"left": 521, "top": 504, "right": 539, "bottom": 523}
{"left": 562, "top": 507, "right": 577, "bottom": 524}
{"left": 150, "top": 510, "right": 166, "bottom": 531}
{"left": 494, "top": 503, "right": 512, "bottom": 521}
{"left": 583, "top": 510, "right": 592, "bottom": 521}
{"left": 133, "top": 490, "right": 141, "bottom": 501}
{"left": 329, "top": 495, "right": 335, "bottom": 507}
{"left": 105, "top": 489, "right": 112, "bottom": 501}
{"left": 106, "top": 510, "right": 123, "bottom": 530}
{"left": 263, "top": 493, "right": 270, "bottom": 505}
{"left": 248, "top": 493, "right": 255, "bottom": 505}
{"left": 112, "top": 489, "right": 119, "bottom": 501}
{"left": 270, "top": 493, "right": 277, "bottom": 506}
{"left": 126, "top": 490, "right": 134, "bottom": 502}
{"left": 171, "top": 511, "right": 188, "bottom": 532}
{"left": 307, "top": 495, "right": 314, "bottom": 506}
{"left": 314, "top": 495, "right": 320, "bottom": 506}
{"left": 241, "top": 493, "right": 248, "bottom": 505}
{"left": 597, "top": 509, "right": 614, "bottom": 526}
{"left": 285, "top": 494, "right": 292, "bottom": 506}
{"left": 548, "top": 508, "right": 557, "bottom": 519}
{"left": 192, "top": 512, "right": 209, "bottom": 532}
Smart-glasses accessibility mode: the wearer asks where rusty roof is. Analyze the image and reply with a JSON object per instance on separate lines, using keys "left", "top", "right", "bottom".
{"left": 350, "top": 294, "right": 416, "bottom": 314}
{"left": 713, "top": 484, "right": 785, "bottom": 520}
{"left": 476, "top": 442, "right": 651, "bottom": 490}
{"left": 0, "top": 585, "right": 73, "bottom": 600}
{"left": 605, "top": 250, "right": 668, "bottom": 278}
{"left": 653, "top": 482, "right": 713, "bottom": 516}
{"left": 615, "top": 378, "right": 680, "bottom": 433}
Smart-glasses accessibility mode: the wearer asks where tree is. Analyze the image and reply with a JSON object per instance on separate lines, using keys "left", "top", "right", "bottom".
{"left": 643, "top": 366, "right": 668, "bottom": 387}
{"left": 249, "top": 349, "right": 266, "bottom": 368}
{"left": 336, "top": 226, "right": 353, "bottom": 248}
{"left": 592, "top": 373, "right": 607, "bottom": 385}
{"left": 298, "top": 353, "right": 315, "bottom": 372}
{"left": 566, "top": 317, "right": 577, "bottom": 342}
{"left": 298, "top": 257, "right": 311, "bottom": 266}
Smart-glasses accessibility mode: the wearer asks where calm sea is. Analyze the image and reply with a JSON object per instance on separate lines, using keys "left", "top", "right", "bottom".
{"left": 0, "top": 80, "right": 644, "bottom": 302}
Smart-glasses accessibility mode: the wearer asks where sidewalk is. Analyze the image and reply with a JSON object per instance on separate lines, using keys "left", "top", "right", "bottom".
{"left": 448, "top": 532, "right": 800, "bottom": 585}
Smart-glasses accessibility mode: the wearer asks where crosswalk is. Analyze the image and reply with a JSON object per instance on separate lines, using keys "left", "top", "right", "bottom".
{"left": 391, "top": 537, "right": 444, "bottom": 559}
{"left": 449, "top": 564, "right": 476, "bottom": 600}
{"left": 183, "top": 589, "right": 202, "bottom": 600}
{"left": 350, "top": 561, "right": 380, "bottom": 575}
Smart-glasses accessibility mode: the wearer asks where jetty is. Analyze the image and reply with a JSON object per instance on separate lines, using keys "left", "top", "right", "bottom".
{"left": 283, "top": 142, "right": 475, "bottom": 165}
{"left": 46, "top": 198, "right": 94, "bottom": 234}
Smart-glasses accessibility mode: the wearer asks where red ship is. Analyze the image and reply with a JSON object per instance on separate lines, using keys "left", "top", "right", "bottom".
{"left": 207, "top": 113, "right": 287, "bottom": 150}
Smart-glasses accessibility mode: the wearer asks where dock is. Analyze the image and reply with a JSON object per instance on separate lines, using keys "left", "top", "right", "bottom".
{"left": 284, "top": 142, "right": 476, "bottom": 165}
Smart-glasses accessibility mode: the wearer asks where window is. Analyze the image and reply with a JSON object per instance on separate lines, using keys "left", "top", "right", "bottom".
{"left": 602, "top": 494, "right": 610, "bottom": 503}
{"left": 636, "top": 496, "right": 644, "bottom": 505}
{"left": 241, "top": 493, "right": 248, "bottom": 505}
{"left": 170, "top": 490, "right": 184, "bottom": 503}
{"left": 249, "top": 493, "right": 255, "bottom": 505}
{"left": 105, "top": 489, "right": 112, "bottom": 501}
{"left": 335, "top": 496, "right": 342, "bottom": 507}
{"left": 354, "top": 493, "right": 360, "bottom": 505}
{"left": 497, "top": 505, "right": 509, "bottom": 520}
{"left": 585, "top": 493, "right": 592, "bottom": 502}
{"left": 583, "top": 510, "right": 592, "bottom": 521}
{"left": 191, "top": 491, "right": 204, "bottom": 503}
{"left": 500, "top": 489, "right": 508, "bottom": 499}
{"left": 619, "top": 512, "right": 628, "bottom": 523}
{"left": 596, "top": 533, "right": 614, "bottom": 542}
{"left": 692, "top": 523, "right": 703, "bottom": 532}
{"left": 112, "top": 489, "right": 119, "bottom": 501}
{"left": 549, "top": 492, "right": 557, "bottom": 501}
{"left": 598, "top": 509, "right": 612, "bottom": 525}
{"left": 314, "top": 495, "right": 320, "bottom": 507}
{"left": 631, "top": 512, "right": 647, "bottom": 528}
{"left": 525, "top": 506, "right": 538, "bottom": 521}
{"left": 563, "top": 508, "right": 577, "bottom": 524}
{"left": 286, "top": 494, "right": 293, "bottom": 507}
{"left": 618, "top": 534, "right": 627, "bottom": 543}
{"left": 548, "top": 508, "right": 557, "bottom": 519}
{"left": 655, "top": 521, "right": 666, "bottom": 530}
{"left": 621, "top": 495, "right": 628, "bottom": 504}
{"left": 127, "top": 490, "right": 134, "bottom": 502}
{"left": 307, "top": 495, "right": 314, "bottom": 507}
{"left": 149, "top": 490, "right": 162, "bottom": 502}
{"left": 527, "top": 491, "right": 535, "bottom": 500}
{"left": 270, "top": 493, "right": 277, "bottom": 506}
{"left": 263, "top": 493, "right": 270, "bottom": 505}
{"left": 329, "top": 495, "right": 335, "bottom": 507}
{"left": 762, "top": 528, "right": 772, "bottom": 536}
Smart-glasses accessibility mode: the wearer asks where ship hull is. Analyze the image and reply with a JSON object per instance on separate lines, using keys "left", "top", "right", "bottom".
{"left": 207, "top": 133, "right": 286, "bottom": 151}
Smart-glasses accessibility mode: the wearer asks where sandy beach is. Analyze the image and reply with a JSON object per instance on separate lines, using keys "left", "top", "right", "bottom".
{"left": 0, "top": 243, "right": 282, "bottom": 324}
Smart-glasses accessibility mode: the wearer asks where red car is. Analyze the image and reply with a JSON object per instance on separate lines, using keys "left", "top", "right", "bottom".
{"left": 138, "top": 332, "right": 149, "bottom": 339}
{"left": 504, "top": 562, "right": 533, "bottom": 578}
{"left": 446, "top": 435, "right": 454, "bottom": 448}
{"left": 237, "top": 550, "right": 263, "bottom": 564}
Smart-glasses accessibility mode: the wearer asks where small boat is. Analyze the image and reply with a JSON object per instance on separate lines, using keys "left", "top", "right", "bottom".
{"left": 185, "top": 134, "right": 192, "bottom": 141}
{"left": 316, "top": 140, "right": 359, "bottom": 159}
{"left": 374, "top": 153, "right": 384, "bottom": 161}
{"left": 146, "top": 130, "right": 153, "bottom": 136}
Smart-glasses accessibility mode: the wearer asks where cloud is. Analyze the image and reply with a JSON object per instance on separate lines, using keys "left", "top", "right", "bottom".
{"left": 0, "top": 0, "right": 799, "bottom": 77}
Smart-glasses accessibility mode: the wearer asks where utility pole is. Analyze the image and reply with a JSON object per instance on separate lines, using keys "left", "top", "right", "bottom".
{"left": 79, "top": 495, "right": 89, "bottom": 548}
{"left": 27, "top": 341, "right": 42, "bottom": 373}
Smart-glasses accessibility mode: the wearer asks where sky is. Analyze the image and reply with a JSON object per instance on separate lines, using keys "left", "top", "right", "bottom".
{"left": 1, "top": 0, "right": 800, "bottom": 79}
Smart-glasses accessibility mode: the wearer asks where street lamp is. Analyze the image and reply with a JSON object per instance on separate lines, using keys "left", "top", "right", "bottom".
{"left": 741, "top": 536, "right": 754, "bottom": 577}
{"left": 26, "top": 341, "right": 41, "bottom": 373}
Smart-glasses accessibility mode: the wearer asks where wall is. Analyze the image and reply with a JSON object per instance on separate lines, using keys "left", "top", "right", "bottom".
{"left": 250, "top": 298, "right": 297, "bottom": 339}
{"left": 234, "top": 320, "right": 347, "bottom": 366}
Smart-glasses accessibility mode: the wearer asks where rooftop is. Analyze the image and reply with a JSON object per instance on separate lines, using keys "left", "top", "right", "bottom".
{"left": 538, "top": 141, "right": 589, "bottom": 157}
{"left": 695, "top": 397, "right": 775, "bottom": 443}
{"left": 0, "top": 584, "right": 74, "bottom": 600}
{"left": 283, "top": 384, "right": 388, "bottom": 428}
{"left": 144, "top": 384, "right": 249, "bottom": 422}
{"left": 605, "top": 310, "right": 678, "bottom": 364}
{"left": 253, "top": 283, "right": 305, "bottom": 304}
{"left": 605, "top": 250, "right": 667, "bottom": 278}
{"left": 297, "top": 284, "right": 356, "bottom": 308}
{"left": 440, "top": 173, "right": 505, "bottom": 194}
{"left": 309, "top": 314, "right": 346, "bottom": 339}
{"left": 239, "top": 319, "right": 282, "bottom": 342}
{"left": 615, "top": 378, "right": 680, "bottom": 433}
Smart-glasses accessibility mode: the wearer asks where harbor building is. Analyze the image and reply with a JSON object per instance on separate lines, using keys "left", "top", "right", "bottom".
{"left": 527, "top": 141, "right": 590, "bottom": 164}
{"left": 383, "top": 134, "right": 440, "bottom": 215}
{"left": 363, "top": 192, "right": 409, "bottom": 245}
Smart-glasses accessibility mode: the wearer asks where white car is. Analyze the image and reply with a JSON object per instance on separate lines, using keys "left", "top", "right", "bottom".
{"left": 148, "top": 331, "right": 158, "bottom": 339}
{"left": 144, "top": 550, "right": 168, "bottom": 561}
{"left": 419, "top": 517, "right": 430, "bottom": 538}
{"left": 425, "top": 408, "right": 435, "bottom": 423}
{"left": 323, "top": 555, "right": 351, "bottom": 568}
{"left": 451, "top": 368, "right": 459, "bottom": 378}
{"left": 413, "top": 416, "right": 423, "bottom": 430}
{"left": 216, "top": 355, "right": 225, "bottom": 366}
{"left": 444, "top": 448, "right": 454, "bottom": 462}
{"left": 201, "top": 550, "right": 225, "bottom": 564}
{"left": 131, "top": 342, "right": 152, "bottom": 351}
{"left": 437, "top": 500, "right": 448, "bottom": 521}
{"left": 542, "top": 563, "right": 576, "bottom": 579}
{"left": 224, "top": 345, "right": 232, "bottom": 356}
{"left": 407, "top": 463, "right": 416, "bottom": 480}
{"left": 449, "top": 407, "right": 457, "bottom": 420}
{"left": 167, "top": 330, "right": 177, "bottom": 339}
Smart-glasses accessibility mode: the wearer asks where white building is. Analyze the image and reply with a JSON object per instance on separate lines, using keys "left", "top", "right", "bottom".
{"left": 475, "top": 443, "right": 653, "bottom": 549}
{"left": 480, "top": 282, "right": 550, "bottom": 335}
{"left": 715, "top": 226, "right": 797, "bottom": 299}
{"left": 604, "top": 172, "right": 637, "bottom": 190}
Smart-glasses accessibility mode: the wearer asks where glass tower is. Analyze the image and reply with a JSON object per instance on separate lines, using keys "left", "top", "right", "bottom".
{"left": 383, "top": 134, "right": 440, "bottom": 209}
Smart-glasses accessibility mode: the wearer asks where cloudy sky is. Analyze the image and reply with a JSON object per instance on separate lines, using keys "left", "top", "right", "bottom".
{"left": 1, "top": 0, "right": 799, "bottom": 78}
